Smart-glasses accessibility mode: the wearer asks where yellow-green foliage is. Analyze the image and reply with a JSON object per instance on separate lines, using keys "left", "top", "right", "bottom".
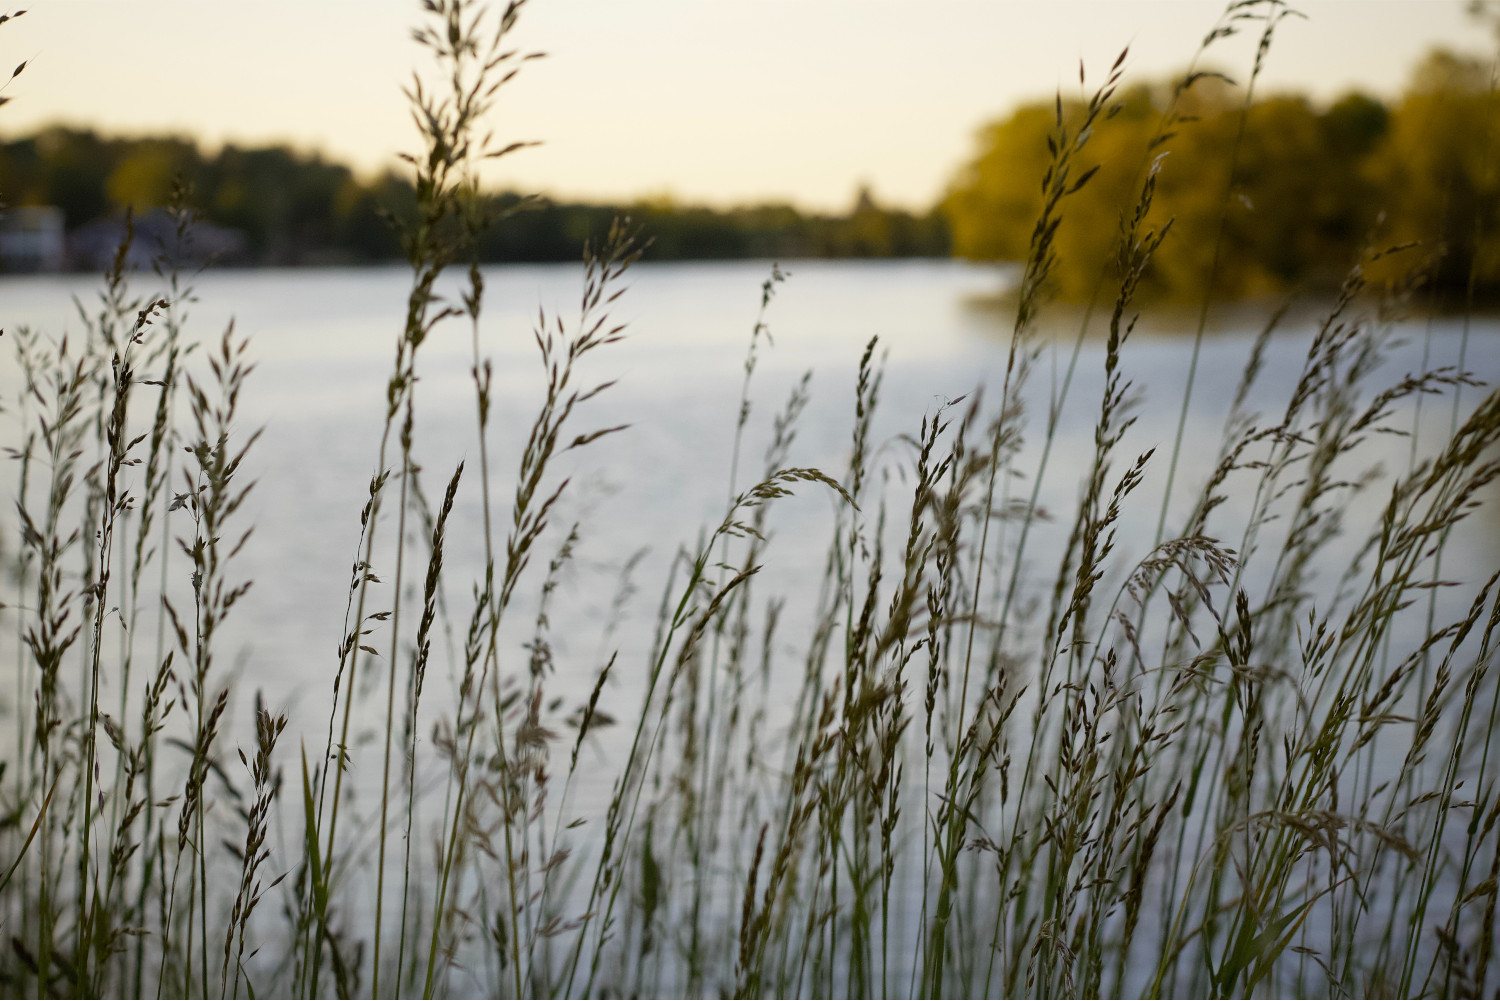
{"left": 944, "top": 49, "right": 1500, "bottom": 304}
{"left": 1364, "top": 50, "right": 1500, "bottom": 292}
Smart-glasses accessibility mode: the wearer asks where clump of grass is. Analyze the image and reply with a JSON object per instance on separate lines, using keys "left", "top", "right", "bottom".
{"left": 3, "top": 0, "right": 1500, "bottom": 998}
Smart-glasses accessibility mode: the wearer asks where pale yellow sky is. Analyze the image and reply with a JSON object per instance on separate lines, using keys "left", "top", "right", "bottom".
{"left": 0, "top": 1, "right": 1493, "bottom": 212}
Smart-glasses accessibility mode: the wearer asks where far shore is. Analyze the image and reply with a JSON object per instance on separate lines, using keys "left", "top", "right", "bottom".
{"left": 961, "top": 282, "right": 1500, "bottom": 340}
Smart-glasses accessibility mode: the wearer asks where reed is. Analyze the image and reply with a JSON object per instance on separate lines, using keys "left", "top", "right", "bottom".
{"left": 2, "top": 0, "right": 1499, "bottom": 997}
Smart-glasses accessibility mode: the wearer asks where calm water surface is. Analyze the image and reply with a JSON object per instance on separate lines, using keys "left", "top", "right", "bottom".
{"left": 3, "top": 258, "right": 1498, "bottom": 799}
{"left": 5, "top": 259, "right": 1500, "bottom": 993}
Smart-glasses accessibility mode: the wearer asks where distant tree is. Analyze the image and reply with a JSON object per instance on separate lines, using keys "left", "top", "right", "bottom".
{"left": 1, "top": 126, "right": 946, "bottom": 269}
{"left": 943, "top": 103, "right": 1057, "bottom": 265}
{"left": 1364, "top": 49, "right": 1500, "bottom": 301}
{"left": 942, "top": 48, "right": 1499, "bottom": 305}
{"left": 334, "top": 171, "right": 409, "bottom": 261}
{"left": 7, "top": 128, "right": 115, "bottom": 225}
{"left": 106, "top": 139, "right": 190, "bottom": 211}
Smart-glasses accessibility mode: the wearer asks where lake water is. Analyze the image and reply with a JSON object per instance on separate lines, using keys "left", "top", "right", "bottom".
{"left": 4, "top": 257, "right": 1499, "bottom": 775}
{"left": 3, "top": 259, "right": 1498, "bottom": 992}
{"left": 7, "top": 261, "right": 1494, "bottom": 707}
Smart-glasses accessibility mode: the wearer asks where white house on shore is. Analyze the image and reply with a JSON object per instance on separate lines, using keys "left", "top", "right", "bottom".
{"left": 66, "top": 209, "right": 248, "bottom": 272}
{"left": 0, "top": 205, "right": 66, "bottom": 271}
{"left": 0, "top": 205, "right": 248, "bottom": 272}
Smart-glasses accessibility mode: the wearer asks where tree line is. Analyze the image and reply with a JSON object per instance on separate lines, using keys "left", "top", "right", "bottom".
{"left": 0, "top": 129, "right": 948, "bottom": 267}
{"left": 2, "top": 45, "right": 1496, "bottom": 300}
{"left": 943, "top": 48, "right": 1500, "bottom": 306}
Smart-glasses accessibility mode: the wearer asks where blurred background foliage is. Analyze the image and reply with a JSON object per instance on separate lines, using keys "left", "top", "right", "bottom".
{"left": 0, "top": 128, "right": 948, "bottom": 267}
{"left": 943, "top": 48, "right": 1500, "bottom": 305}
{"left": 0, "top": 45, "right": 1496, "bottom": 307}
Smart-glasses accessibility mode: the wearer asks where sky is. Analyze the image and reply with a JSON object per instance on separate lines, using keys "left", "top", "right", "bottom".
{"left": 0, "top": 1, "right": 1495, "bottom": 213}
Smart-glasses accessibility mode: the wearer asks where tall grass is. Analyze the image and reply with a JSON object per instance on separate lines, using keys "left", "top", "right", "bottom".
{"left": 3, "top": 0, "right": 1500, "bottom": 997}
